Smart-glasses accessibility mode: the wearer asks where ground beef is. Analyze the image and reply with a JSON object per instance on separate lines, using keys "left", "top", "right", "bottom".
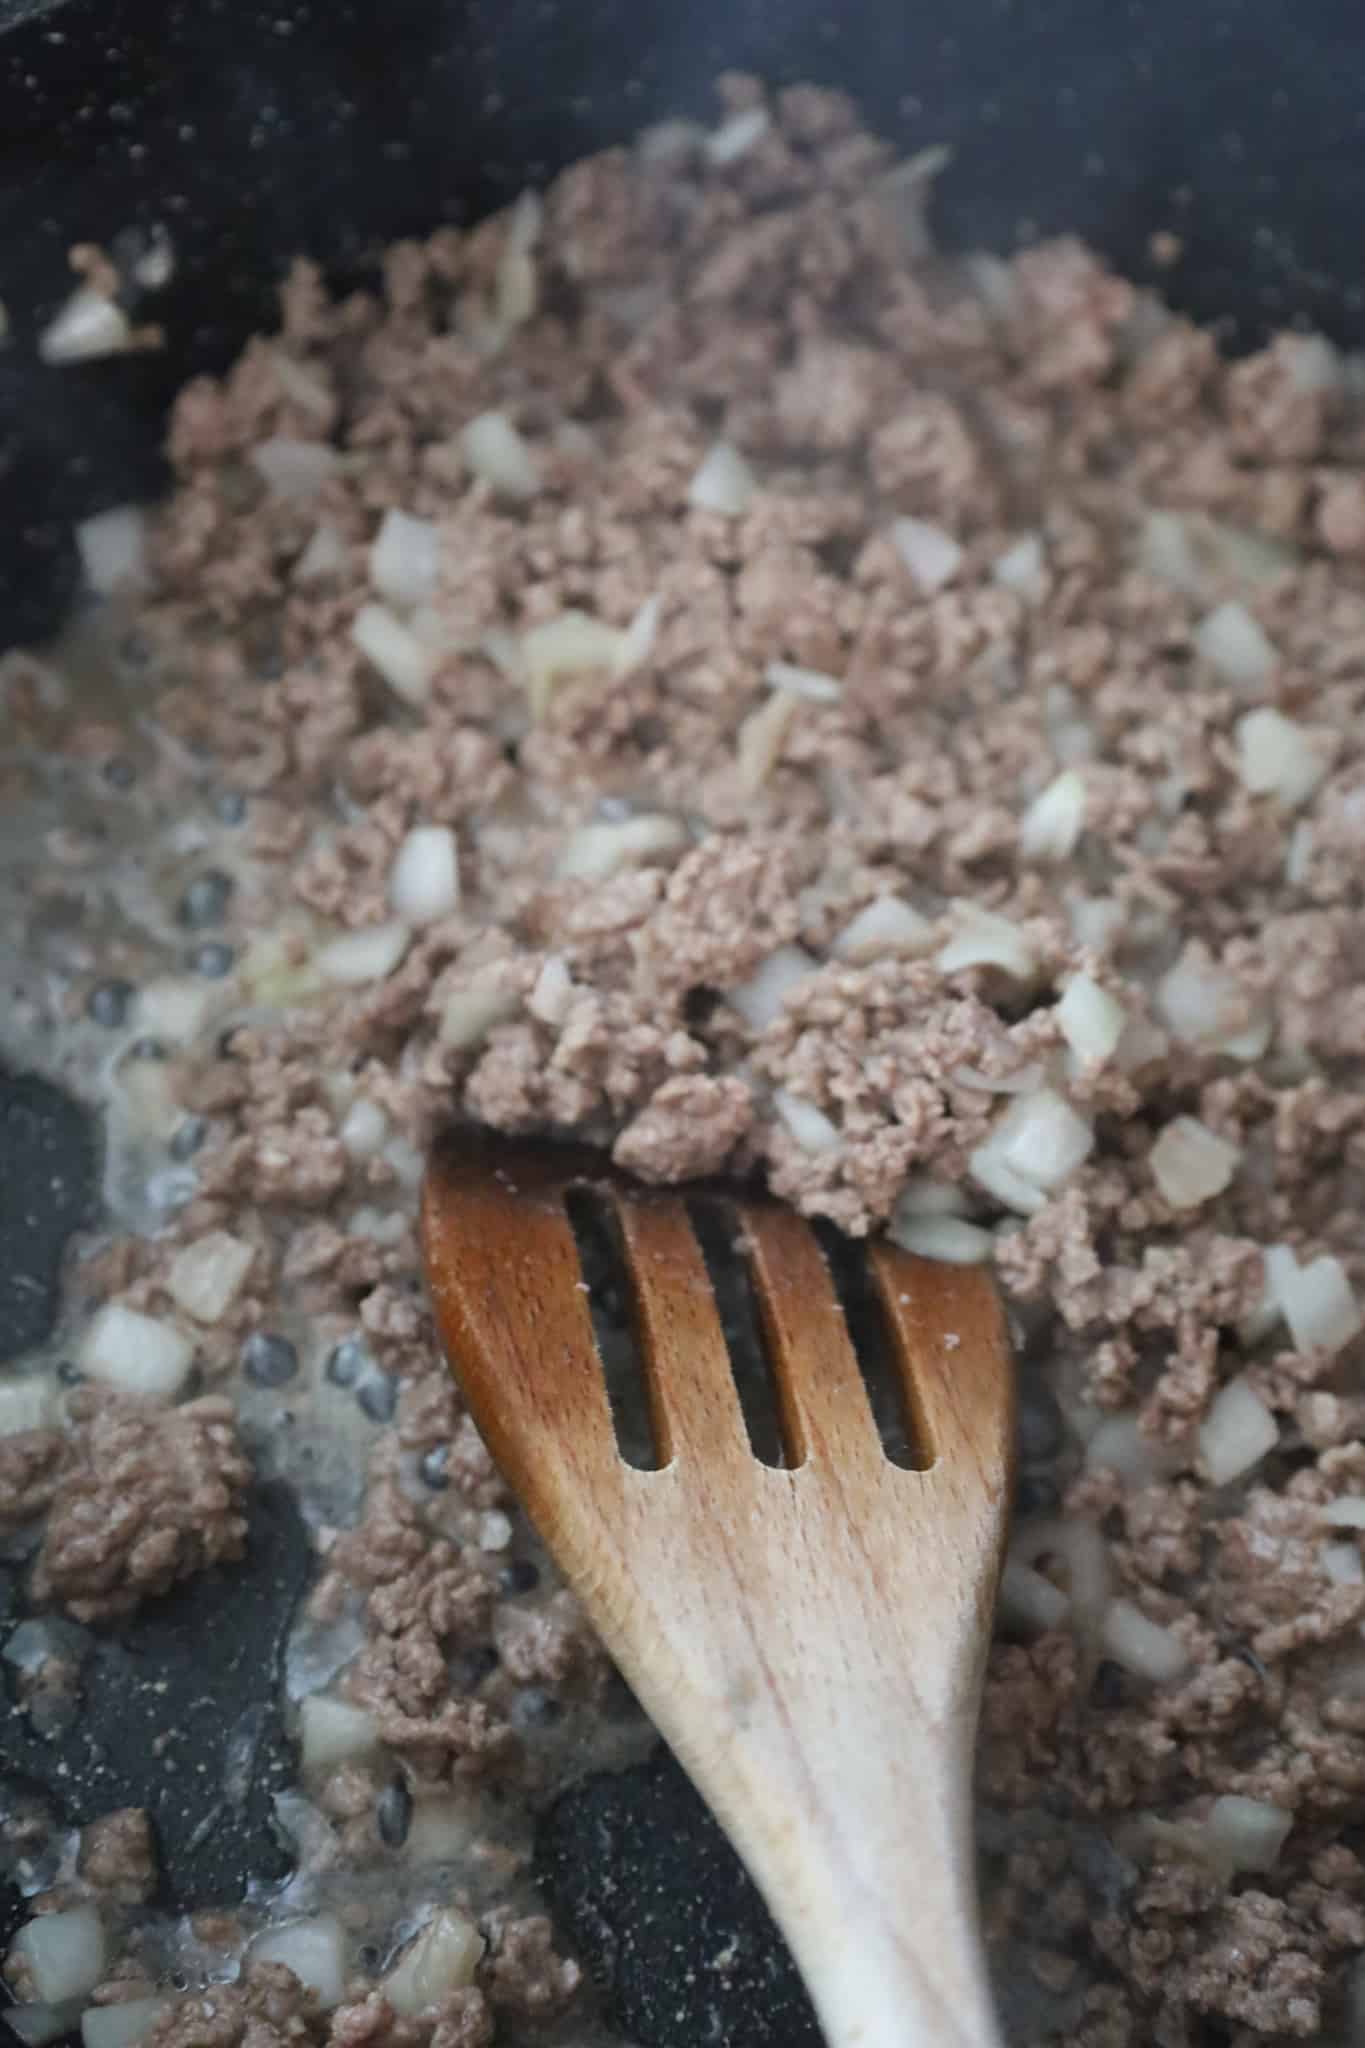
{"left": 9, "top": 68, "right": 1365, "bottom": 2048}
{"left": 31, "top": 1391, "right": 251, "bottom": 1622}
{"left": 78, "top": 1807, "right": 159, "bottom": 1904}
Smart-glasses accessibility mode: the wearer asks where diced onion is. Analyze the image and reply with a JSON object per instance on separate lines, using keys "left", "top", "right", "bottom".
{"left": 556, "top": 813, "right": 687, "bottom": 883}
{"left": 968, "top": 1143, "right": 1047, "bottom": 1216}
{"left": 134, "top": 977, "right": 219, "bottom": 1044}
{"left": 81, "top": 2000, "right": 171, "bottom": 2048}
{"left": 1194, "top": 599, "right": 1277, "bottom": 687}
{"left": 1067, "top": 894, "right": 1126, "bottom": 952}
{"left": 1204, "top": 1795, "right": 1293, "bottom": 1877}
{"left": 1012, "top": 1518, "right": 1111, "bottom": 1646}
{"left": 1156, "top": 946, "right": 1271, "bottom": 1060}
{"left": 891, "top": 516, "right": 963, "bottom": 594}
{"left": 727, "top": 945, "right": 818, "bottom": 1032}
{"left": 0, "top": 1377, "right": 58, "bottom": 1437}
{"left": 39, "top": 286, "right": 131, "bottom": 364}
{"left": 1101, "top": 1599, "right": 1189, "bottom": 1684}
{"left": 351, "top": 604, "right": 433, "bottom": 705}
{"left": 1322, "top": 1497, "right": 1365, "bottom": 1530}
{"left": 339, "top": 1099, "right": 389, "bottom": 1159}
{"left": 298, "top": 1695, "right": 380, "bottom": 1775}
{"left": 528, "top": 955, "right": 574, "bottom": 1026}
{"left": 832, "top": 896, "right": 933, "bottom": 964}
{"left": 251, "top": 438, "right": 339, "bottom": 501}
{"left": 987, "top": 1089, "right": 1094, "bottom": 1193}
{"left": 889, "top": 1214, "right": 994, "bottom": 1264}
{"left": 764, "top": 659, "right": 842, "bottom": 703}
{"left": 706, "top": 106, "right": 771, "bottom": 165}
{"left": 166, "top": 1232, "right": 255, "bottom": 1325}
{"left": 773, "top": 1089, "right": 841, "bottom": 1154}
{"left": 249, "top": 1918, "right": 347, "bottom": 2009}
{"left": 79, "top": 1304, "right": 193, "bottom": 1400}
{"left": 951, "top": 1062, "right": 1046, "bottom": 1096}
{"left": 1149, "top": 1116, "right": 1241, "bottom": 1210}
{"left": 460, "top": 411, "right": 541, "bottom": 500}
{"left": 383, "top": 1909, "right": 484, "bottom": 2017}
{"left": 439, "top": 984, "right": 521, "bottom": 1050}
{"left": 998, "top": 1557, "right": 1071, "bottom": 1633}
{"left": 1085, "top": 1413, "right": 1180, "bottom": 1488}
{"left": 521, "top": 610, "right": 638, "bottom": 718}
{"left": 735, "top": 688, "right": 798, "bottom": 795}
{"left": 992, "top": 534, "right": 1048, "bottom": 602}
{"left": 295, "top": 523, "right": 347, "bottom": 584}
{"left": 405, "top": 1800, "right": 472, "bottom": 1865}
{"left": 893, "top": 1176, "right": 969, "bottom": 1221}
{"left": 937, "top": 901, "right": 1037, "bottom": 979}
{"left": 1019, "top": 770, "right": 1086, "bottom": 861}
{"left": 1138, "top": 510, "right": 1202, "bottom": 595}
{"left": 6, "top": 2005, "right": 78, "bottom": 2047}
{"left": 1056, "top": 975, "right": 1126, "bottom": 1064}
{"left": 1199, "top": 1374, "right": 1279, "bottom": 1486}
{"left": 1265, "top": 1245, "right": 1363, "bottom": 1355}
{"left": 479, "top": 1510, "right": 513, "bottom": 1551}
{"left": 494, "top": 190, "right": 542, "bottom": 335}
{"left": 10, "top": 1909, "right": 109, "bottom": 2006}
{"left": 369, "top": 510, "right": 440, "bottom": 607}
{"left": 1235, "top": 706, "right": 1331, "bottom": 810}
{"left": 75, "top": 507, "right": 146, "bottom": 595}
{"left": 389, "top": 825, "right": 460, "bottom": 926}
{"left": 687, "top": 441, "right": 757, "bottom": 516}
{"left": 314, "top": 921, "right": 411, "bottom": 986}
{"left": 1321, "top": 1541, "right": 1364, "bottom": 1587}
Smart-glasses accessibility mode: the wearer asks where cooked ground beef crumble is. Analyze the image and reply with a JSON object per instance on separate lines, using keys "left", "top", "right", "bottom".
{"left": 5, "top": 68, "right": 1365, "bottom": 2048}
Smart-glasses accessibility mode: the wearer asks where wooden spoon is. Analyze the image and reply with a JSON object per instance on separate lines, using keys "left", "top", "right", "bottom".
{"left": 421, "top": 1137, "right": 1014, "bottom": 2048}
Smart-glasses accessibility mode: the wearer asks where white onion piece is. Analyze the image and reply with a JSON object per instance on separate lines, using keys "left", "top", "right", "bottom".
{"left": 1235, "top": 707, "right": 1331, "bottom": 809}
{"left": 352, "top": 604, "right": 433, "bottom": 705}
{"left": 1204, "top": 1795, "right": 1293, "bottom": 1877}
{"left": 389, "top": 825, "right": 460, "bottom": 926}
{"left": 1019, "top": 770, "right": 1086, "bottom": 860}
{"left": 1150, "top": 1116, "right": 1241, "bottom": 1209}
{"left": 528, "top": 954, "right": 574, "bottom": 1026}
{"left": 1138, "top": 510, "right": 1203, "bottom": 595}
{"left": 936, "top": 901, "right": 1037, "bottom": 979}
{"left": 0, "top": 1378, "right": 58, "bottom": 1437}
{"left": 369, "top": 509, "right": 440, "bottom": 607}
{"left": 298, "top": 1695, "right": 380, "bottom": 1774}
{"left": 1067, "top": 894, "right": 1126, "bottom": 952}
{"left": 998, "top": 1558, "right": 1071, "bottom": 1632}
{"left": 250, "top": 1918, "right": 347, "bottom": 2009}
{"left": 556, "top": 813, "right": 687, "bottom": 883}
{"left": 384, "top": 1909, "right": 484, "bottom": 2017}
{"left": 79, "top": 1304, "right": 193, "bottom": 1400}
{"left": 992, "top": 534, "right": 1048, "bottom": 602}
{"left": 1322, "top": 1540, "right": 1364, "bottom": 1587}
{"left": 951, "top": 1062, "right": 1046, "bottom": 1096}
{"left": 890, "top": 516, "right": 963, "bottom": 593}
{"left": 1194, "top": 599, "right": 1278, "bottom": 687}
{"left": 1285, "top": 820, "right": 1314, "bottom": 886}
{"left": 134, "top": 977, "right": 219, "bottom": 1044}
{"left": 495, "top": 190, "right": 542, "bottom": 334}
{"left": 479, "top": 1510, "right": 513, "bottom": 1551}
{"left": 989, "top": 1089, "right": 1094, "bottom": 1192}
{"left": 251, "top": 437, "right": 338, "bottom": 501}
{"left": 406, "top": 1798, "right": 473, "bottom": 1865}
{"left": 11, "top": 1909, "right": 109, "bottom": 2006}
{"left": 764, "top": 659, "right": 842, "bottom": 703}
{"left": 1199, "top": 1374, "right": 1279, "bottom": 1486}
{"left": 339, "top": 1099, "right": 389, "bottom": 1159}
{"left": 166, "top": 1232, "right": 255, "bottom": 1325}
{"left": 1101, "top": 1599, "right": 1189, "bottom": 1684}
{"left": 890, "top": 1214, "right": 993, "bottom": 1264}
{"left": 75, "top": 507, "right": 146, "bottom": 595}
{"left": 1265, "top": 1245, "right": 1363, "bottom": 1355}
{"left": 81, "top": 1999, "right": 171, "bottom": 2048}
{"left": 735, "top": 688, "right": 797, "bottom": 794}
{"left": 968, "top": 1143, "right": 1047, "bottom": 1216}
{"left": 273, "top": 352, "right": 331, "bottom": 419}
{"left": 439, "top": 985, "right": 521, "bottom": 1050}
{"left": 39, "top": 286, "right": 131, "bottom": 364}
{"left": 706, "top": 105, "right": 771, "bottom": 165}
{"left": 1085, "top": 1414, "right": 1179, "bottom": 1488}
{"left": 460, "top": 411, "right": 541, "bottom": 500}
{"left": 727, "top": 945, "right": 818, "bottom": 1032}
{"left": 1012, "top": 1518, "right": 1110, "bottom": 1645}
{"left": 832, "top": 895, "right": 933, "bottom": 963}
{"left": 773, "top": 1089, "right": 841, "bottom": 1154}
{"left": 1156, "top": 947, "right": 1271, "bottom": 1059}
{"left": 617, "top": 594, "right": 661, "bottom": 675}
{"left": 314, "top": 921, "right": 411, "bottom": 986}
{"left": 521, "top": 610, "right": 635, "bottom": 717}
{"left": 295, "top": 522, "right": 347, "bottom": 584}
{"left": 687, "top": 441, "right": 757, "bottom": 516}
{"left": 8, "top": 2007, "right": 81, "bottom": 2048}
{"left": 893, "top": 1176, "right": 969, "bottom": 1221}
{"left": 1322, "top": 1497, "right": 1365, "bottom": 1530}
{"left": 1288, "top": 332, "right": 1340, "bottom": 391}
{"left": 1056, "top": 975, "right": 1126, "bottom": 1064}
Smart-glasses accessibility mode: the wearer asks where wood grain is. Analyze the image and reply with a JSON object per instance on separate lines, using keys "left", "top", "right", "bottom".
{"left": 422, "top": 1138, "right": 1014, "bottom": 2048}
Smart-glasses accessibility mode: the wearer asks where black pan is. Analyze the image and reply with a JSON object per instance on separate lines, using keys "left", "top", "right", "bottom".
{"left": 4, "top": 2, "right": 1365, "bottom": 2041}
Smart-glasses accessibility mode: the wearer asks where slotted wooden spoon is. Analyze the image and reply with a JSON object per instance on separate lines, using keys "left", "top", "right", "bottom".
{"left": 421, "top": 1137, "right": 1014, "bottom": 2048}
